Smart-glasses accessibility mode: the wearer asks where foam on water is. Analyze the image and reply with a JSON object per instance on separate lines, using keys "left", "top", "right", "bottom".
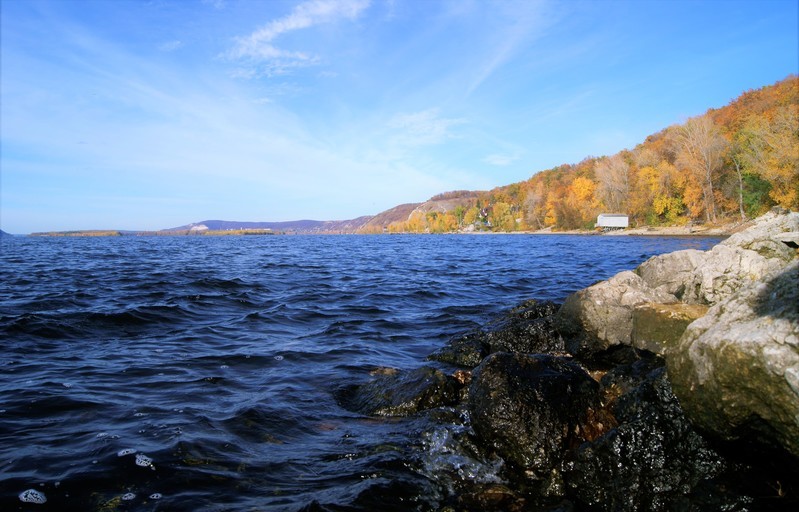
{"left": 135, "top": 453, "right": 155, "bottom": 470}
{"left": 19, "top": 489, "right": 47, "bottom": 504}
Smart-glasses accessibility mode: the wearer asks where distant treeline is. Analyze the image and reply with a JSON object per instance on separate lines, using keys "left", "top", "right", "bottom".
{"left": 30, "top": 229, "right": 277, "bottom": 237}
{"left": 376, "top": 75, "right": 798, "bottom": 233}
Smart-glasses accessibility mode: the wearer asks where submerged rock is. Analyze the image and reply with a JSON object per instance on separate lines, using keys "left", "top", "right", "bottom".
{"left": 467, "top": 353, "right": 599, "bottom": 479}
{"left": 339, "top": 366, "right": 461, "bottom": 417}
{"left": 667, "top": 261, "right": 799, "bottom": 458}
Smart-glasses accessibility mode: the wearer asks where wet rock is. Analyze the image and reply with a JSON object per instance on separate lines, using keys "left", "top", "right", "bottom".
{"left": 564, "top": 367, "right": 727, "bottom": 511}
{"left": 340, "top": 366, "right": 461, "bottom": 417}
{"left": 667, "top": 261, "right": 799, "bottom": 458}
{"left": 483, "top": 314, "right": 564, "bottom": 355}
{"left": 428, "top": 332, "right": 488, "bottom": 368}
{"left": 429, "top": 300, "right": 563, "bottom": 367}
{"left": 454, "top": 483, "right": 527, "bottom": 512}
{"left": 467, "top": 353, "right": 600, "bottom": 479}
{"left": 630, "top": 302, "right": 708, "bottom": 356}
{"left": 556, "top": 271, "right": 677, "bottom": 356}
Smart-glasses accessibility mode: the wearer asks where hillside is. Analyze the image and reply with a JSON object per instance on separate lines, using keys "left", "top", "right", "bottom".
{"left": 367, "top": 75, "right": 797, "bottom": 233}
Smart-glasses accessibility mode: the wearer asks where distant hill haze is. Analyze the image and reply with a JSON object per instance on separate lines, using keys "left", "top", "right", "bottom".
{"left": 163, "top": 192, "right": 482, "bottom": 235}
{"left": 162, "top": 218, "right": 375, "bottom": 234}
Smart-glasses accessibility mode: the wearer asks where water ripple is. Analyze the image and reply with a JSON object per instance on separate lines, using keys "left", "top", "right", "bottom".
{"left": 0, "top": 234, "right": 723, "bottom": 510}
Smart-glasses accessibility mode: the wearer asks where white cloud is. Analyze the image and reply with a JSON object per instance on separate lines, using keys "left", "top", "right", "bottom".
{"left": 159, "top": 40, "right": 183, "bottom": 52}
{"left": 227, "top": 0, "right": 370, "bottom": 65}
{"left": 202, "top": 0, "right": 227, "bottom": 9}
{"left": 483, "top": 153, "right": 518, "bottom": 166}
{"left": 388, "top": 108, "right": 466, "bottom": 147}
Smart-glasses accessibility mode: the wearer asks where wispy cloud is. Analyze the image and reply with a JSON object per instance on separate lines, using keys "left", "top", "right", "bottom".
{"left": 227, "top": 0, "right": 370, "bottom": 70}
{"left": 483, "top": 153, "right": 519, "bottom": 166}
{"left": 465, "top": 0, "right": 552, "bottom": 96}
{"left": 388, "top": 108, "right": 466, "bottom": 147}
{"left": 159, "top": 40, "right": 183, "bottom": 52}
{"left": 202, "top": 0, "right": 227, "bottom": 9}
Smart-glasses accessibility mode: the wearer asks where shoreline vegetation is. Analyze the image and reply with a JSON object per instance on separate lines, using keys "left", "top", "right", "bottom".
{"left": 24, "top": 222, "right": 736, "bottom": 238}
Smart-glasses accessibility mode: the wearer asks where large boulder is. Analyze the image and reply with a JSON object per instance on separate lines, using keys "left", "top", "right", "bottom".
{"left": 666, "top": 261, "right": 799, "bottom": 457}
{"left": 556, "top": 271, "right": 677, "bottom": 356}
{"left": 467, "top": 353, "right": 600, "bottom": 479}
{"left": 636, "top": 209, "right": 798, "bottom": 305}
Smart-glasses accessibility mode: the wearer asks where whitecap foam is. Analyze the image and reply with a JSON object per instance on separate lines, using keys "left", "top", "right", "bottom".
{"left": 121, "top": 492, "right": 136, "bottom": 500}
{"left": 135, "top": 453, "right": 155, "bottom": 470}
{"left": 19, "top": 489, "right": 47, "bottom": 504}
{"left": 117, "top": 448, "right": 136, "bottom": 456}
{"left": 149, "top": 493, "right": 162, "bottom": 500}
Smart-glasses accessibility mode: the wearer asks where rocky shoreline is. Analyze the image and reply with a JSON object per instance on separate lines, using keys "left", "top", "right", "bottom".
{"left": 339, "top": 208, "right": 799, "bottom": 511}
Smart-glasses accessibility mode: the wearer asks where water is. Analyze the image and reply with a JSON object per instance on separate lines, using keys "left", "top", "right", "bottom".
{"left": 0, "top": 234, "right": 723, "bottom": 511}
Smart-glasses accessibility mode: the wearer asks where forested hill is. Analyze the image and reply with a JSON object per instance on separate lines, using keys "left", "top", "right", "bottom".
{"left": 361, "top": 75, "right": 798, "bottom": 233}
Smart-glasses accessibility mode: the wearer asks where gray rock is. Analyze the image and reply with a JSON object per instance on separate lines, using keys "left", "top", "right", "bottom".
{"left": 467, "top": 353, "right": 600, "bottom": 478}
{"left": 556, "top": 271, "right": 677, "bottom": 356}
{"left": 636, "top": 210, "right": 798, "bottom": 306}
{"left": 667, "top": 261, "right": 799, "bottom": 457}
{"left": 634, "top": 249, "right": 708, "bottom": 302}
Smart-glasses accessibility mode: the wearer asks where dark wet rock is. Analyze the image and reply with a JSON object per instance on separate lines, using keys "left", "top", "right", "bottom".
{"left": 429, "top": 331, "right": 489, "bottom": 368}
{"left": 467, "top": 353, "right": 600, "bottom": 479}
{"left": 453, "top": 483, "right": 527, "bottom": 512}
{"left": 429, "top": 300, "right": 563, "bottom": 367}
{"left": 668, "top": 261, "right": 799, "bottom": 458}
{"left": 339, "top": 366, "right": 461, "bottom": 417}
{"left": 564, "top": 367, "right": 728, "bottom": 511}
{"left": 483, "top": 314, "right": 564, "bottom": 355}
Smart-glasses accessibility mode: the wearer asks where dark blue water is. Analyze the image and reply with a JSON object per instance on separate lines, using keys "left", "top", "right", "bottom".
{"left": 0, "top": 234, "right": 723, "bottom": 511}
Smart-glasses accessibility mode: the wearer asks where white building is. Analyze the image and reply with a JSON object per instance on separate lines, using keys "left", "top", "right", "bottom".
{"left": 596, "top": 214, "right": 629, "bottom": 230}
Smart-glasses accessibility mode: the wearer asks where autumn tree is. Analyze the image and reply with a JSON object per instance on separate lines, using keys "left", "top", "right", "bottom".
{"left": 674, "top": 116, "right": 728, "bottom": 222}
{"left": 595, "top": 154, "right": 631, "bottom": 213}
{"left": 736, "top": 105, "right": 799, "bottom": 209}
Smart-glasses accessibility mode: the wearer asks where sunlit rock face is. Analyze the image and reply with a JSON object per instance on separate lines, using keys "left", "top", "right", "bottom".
{"left": 667, "top": 260, "right": 799, "bottom": 458}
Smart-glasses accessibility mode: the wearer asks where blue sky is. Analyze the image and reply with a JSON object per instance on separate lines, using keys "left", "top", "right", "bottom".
{"left": 1, "top": 0, "right": 797, "bottom": 233}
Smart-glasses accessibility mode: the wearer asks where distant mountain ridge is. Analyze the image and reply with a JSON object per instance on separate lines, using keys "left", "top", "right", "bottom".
{"left": 162, "top": 218, "right": 374, "bottom": 234}
{"left": 164, "top": 192, "right": 482, "bottom": 235}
